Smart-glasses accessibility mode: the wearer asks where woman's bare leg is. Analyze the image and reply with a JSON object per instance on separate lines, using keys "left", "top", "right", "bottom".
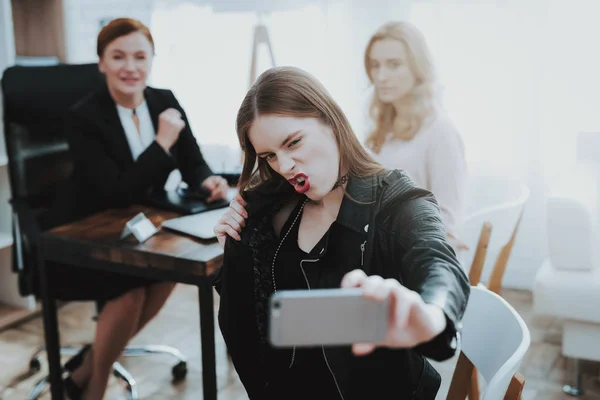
{"left": 70, "top": 283, "right": 175, "bottom": 397}
{"left": 83, "top": 287, "right": 146, "bottom": 400}
{"left": 136, "top": 282, "right": 176, "bottom": 332}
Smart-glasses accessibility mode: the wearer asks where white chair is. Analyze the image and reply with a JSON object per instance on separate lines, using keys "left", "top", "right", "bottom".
{"left": 448, "top": 286, "right": 531, "bottom": 400}
{"left": 459, "top": 175, "right": 530, "bottom": 293}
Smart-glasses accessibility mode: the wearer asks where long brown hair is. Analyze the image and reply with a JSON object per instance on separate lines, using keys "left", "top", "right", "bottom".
{"left": 364, "top": 21, "right": 437, "bottom": 153}
{"left": 236, "top": 66, "right": 382, "bottom": 194}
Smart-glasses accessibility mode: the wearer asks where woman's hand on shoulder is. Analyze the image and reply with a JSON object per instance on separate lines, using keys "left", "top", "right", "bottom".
{"left": 214, "top": 194, "right": 248, "bottom": 248}
{"left": 341, "top": 269, "right": 447, "bottom": 356}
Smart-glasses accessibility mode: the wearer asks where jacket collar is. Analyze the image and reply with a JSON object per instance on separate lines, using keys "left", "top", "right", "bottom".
{"left": 336, "top": 173, "right": 380, "bottom": 234}
{"left": 95, "top": 84, "right": 133, "bottom": 168}
{"left": 143, "top": 86, "right": 161, "bottom": 133}
{"left": 94, "top": 84, "right": 163, "bottom": 168}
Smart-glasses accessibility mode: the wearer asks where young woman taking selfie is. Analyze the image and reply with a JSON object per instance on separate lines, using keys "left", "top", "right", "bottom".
{"left": 214, "top": 66, "right": 469, "bottom": 399}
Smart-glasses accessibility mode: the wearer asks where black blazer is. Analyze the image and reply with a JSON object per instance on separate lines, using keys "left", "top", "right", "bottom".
{"left": 43, "top": 85, "right": 213, "bottom": 228}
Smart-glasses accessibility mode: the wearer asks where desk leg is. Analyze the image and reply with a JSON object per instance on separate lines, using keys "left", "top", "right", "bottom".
{"left": 199, "top": 280, "right": 217, "bottom": 399}
{"left": 38, "top": 258, "right": 64, "bottom": 399}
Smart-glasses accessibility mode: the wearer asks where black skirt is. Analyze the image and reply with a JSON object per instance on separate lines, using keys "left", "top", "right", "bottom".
{"left": 47, "top": 261, "right": 161, "bottom": 302}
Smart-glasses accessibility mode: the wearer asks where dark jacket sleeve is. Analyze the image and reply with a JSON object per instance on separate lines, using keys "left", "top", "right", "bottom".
{"left": 216, "top": 236, "right": 266, "bottom": 399}
{"left": 65, "top": 109, "right": 175, "bottom": 207}
{"left": 390, "top": 191, "right": 470, "bottom": 361}
{"left": 166, "top": 91, "right": 213, "bottom": 190}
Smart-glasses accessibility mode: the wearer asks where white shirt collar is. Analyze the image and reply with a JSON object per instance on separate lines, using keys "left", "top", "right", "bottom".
{"left": 115, "top": 100, "right": 155, "bottom": 161}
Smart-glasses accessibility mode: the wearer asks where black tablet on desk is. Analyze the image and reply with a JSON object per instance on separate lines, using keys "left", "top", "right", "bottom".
{"left": 143, "top": 189, "right": 229, "bottom": 215}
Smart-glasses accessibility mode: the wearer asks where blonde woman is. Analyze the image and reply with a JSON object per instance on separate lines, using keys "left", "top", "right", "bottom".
{"left": 364, "top": 21, "right": 467, "bottom": 248}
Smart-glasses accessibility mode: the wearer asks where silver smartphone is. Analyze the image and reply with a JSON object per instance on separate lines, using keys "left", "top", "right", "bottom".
{"left": 269, "top": 288, "right": 390, "bottom": 348}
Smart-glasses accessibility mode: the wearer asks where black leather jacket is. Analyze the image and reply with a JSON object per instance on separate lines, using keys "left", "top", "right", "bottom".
{"left": 214, "top": 170, "right": 470, "bottom": 399}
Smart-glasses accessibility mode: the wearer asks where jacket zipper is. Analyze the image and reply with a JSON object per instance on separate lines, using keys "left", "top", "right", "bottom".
{"left": 360, "top": 240, "right": 366, "bottom": 267}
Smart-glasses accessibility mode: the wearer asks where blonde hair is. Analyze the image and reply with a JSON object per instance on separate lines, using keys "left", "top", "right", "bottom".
{"left": 364, "top": 21, "right": 438, "bottom": 153}
{"left": 236, "top": 66, "right": 383, "bottom": 193}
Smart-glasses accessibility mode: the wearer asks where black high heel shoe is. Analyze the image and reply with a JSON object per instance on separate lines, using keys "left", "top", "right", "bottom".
{"left": 64, "top": 344, "right": 92, "bottom": 372}
{"left": 62, "top": 345, "right": 91, "bottom": 400}
{"left": 63, "top": 375, "right": 84, "bottom": 400}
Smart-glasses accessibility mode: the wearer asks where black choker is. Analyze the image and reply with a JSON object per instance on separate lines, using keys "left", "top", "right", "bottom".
{"left": 332, "top": 173, "right": 349, "bottom": 190}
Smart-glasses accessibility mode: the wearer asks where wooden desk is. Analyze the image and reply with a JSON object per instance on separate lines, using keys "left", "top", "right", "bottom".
{"left": 37, "top": 205, "right": 224, "bottom": 399}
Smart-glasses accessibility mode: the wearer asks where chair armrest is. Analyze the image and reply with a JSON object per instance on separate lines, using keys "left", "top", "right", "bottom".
{"left": 9, "top": 197, "right": 43, "bottom": 288}
{"left": 10, "top": 197, "right": 42, "bottom": 242}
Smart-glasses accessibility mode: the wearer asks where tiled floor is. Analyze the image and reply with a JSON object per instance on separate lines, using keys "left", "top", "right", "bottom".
{"left": 0, "top": 286, "right": 599, "bottom": 399}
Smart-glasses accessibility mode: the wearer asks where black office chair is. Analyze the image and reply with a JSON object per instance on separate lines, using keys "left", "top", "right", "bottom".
{"left": 1, "top": 63, "right": 188, "bottom": 399}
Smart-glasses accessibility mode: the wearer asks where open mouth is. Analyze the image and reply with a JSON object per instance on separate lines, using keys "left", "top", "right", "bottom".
{"left": 288, "top": 173, "right": 311, "bottom": 194}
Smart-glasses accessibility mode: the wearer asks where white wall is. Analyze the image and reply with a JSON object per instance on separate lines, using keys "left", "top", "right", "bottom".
{"left": 63, "top": 0, "right": 154, "bottom": 64}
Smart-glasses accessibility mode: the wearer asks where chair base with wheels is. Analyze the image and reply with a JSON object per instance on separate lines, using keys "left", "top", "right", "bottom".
{"left": 26, "top": 343, "right": 187, "bottom": 399}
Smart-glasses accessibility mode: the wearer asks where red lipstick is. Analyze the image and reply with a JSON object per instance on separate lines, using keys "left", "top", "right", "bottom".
{"left": 288, "top": 173, "right": 311, "bottom": 194}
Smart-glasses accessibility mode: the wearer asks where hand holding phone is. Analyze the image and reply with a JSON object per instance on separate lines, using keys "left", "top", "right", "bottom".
{"left": 268, "top": 270, "right": 449, "bottom": 356}
{"left": 340, "top": 270, "right": 448, "bottom": 356}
